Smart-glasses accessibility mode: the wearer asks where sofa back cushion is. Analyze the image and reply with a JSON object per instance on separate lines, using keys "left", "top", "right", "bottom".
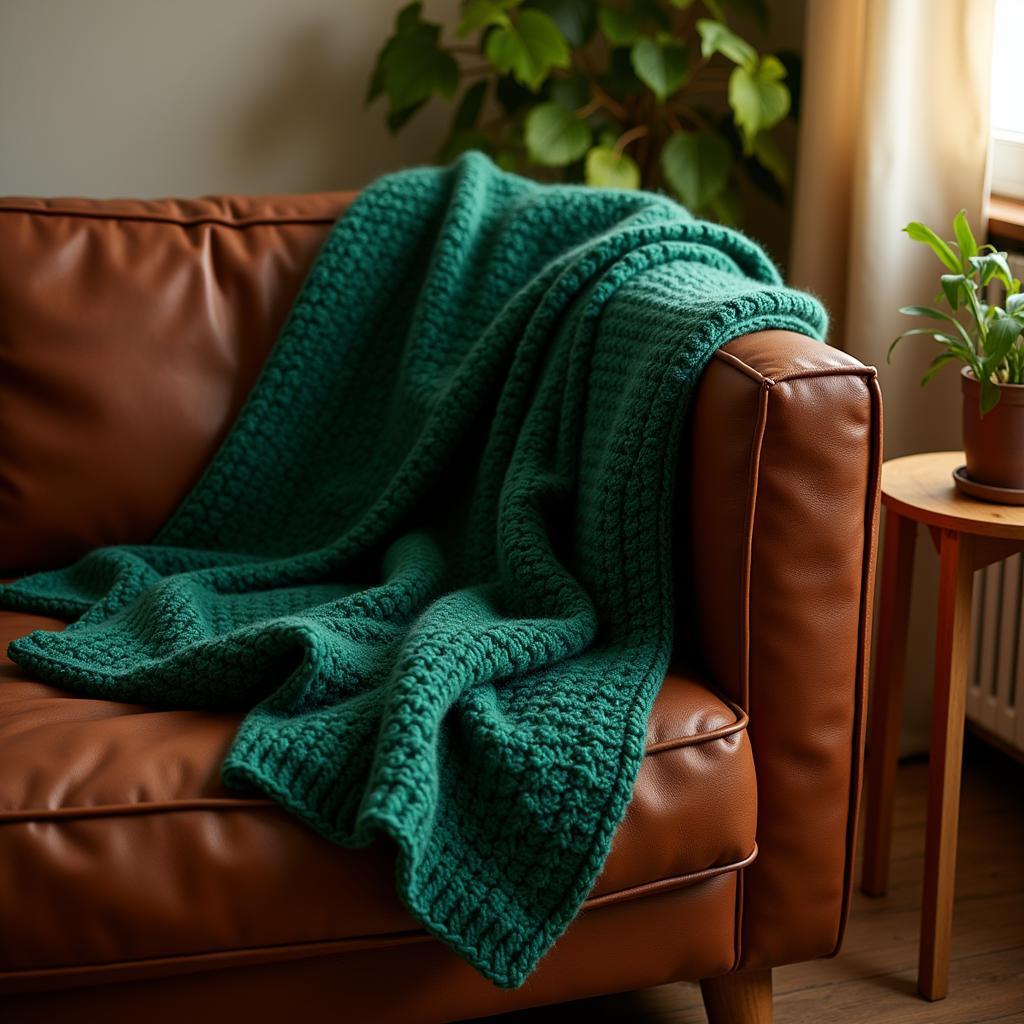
{"left": 0, "top": 193, "right": 353, "bottom": 573}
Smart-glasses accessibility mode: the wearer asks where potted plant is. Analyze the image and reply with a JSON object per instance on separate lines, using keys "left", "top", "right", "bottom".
{"left": 890, "top": 210, "right": 1024, "bottom": 497}
{"left": 365, "top": 0, "right": 796, "bottom": 225}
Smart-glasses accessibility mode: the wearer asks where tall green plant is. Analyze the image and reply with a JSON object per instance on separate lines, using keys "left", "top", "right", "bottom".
{"left": 366, "top": 0, "right": 795, "bottom": 223}
{"left": 890, "top": 210, "right": 1024, "bottom": 413}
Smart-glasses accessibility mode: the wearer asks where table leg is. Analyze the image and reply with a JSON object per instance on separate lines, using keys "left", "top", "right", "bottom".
{"left": 861, "top": 509, "right": 917, "bottom": 896}
{"left": 918, "top": 528, "right": 974, "bottom": 1001}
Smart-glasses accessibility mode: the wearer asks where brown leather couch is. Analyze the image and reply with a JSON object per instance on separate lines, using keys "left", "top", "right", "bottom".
{"left": 0, "top": 191, "right": 882, "bottom": 1024}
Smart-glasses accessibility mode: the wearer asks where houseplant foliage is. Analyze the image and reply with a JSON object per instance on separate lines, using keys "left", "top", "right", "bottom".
{"left": 366, "top": 0, "right": 795, "bottom": 223}
{"left": 890, "top": 211, "right": 1024, "bottom": 414}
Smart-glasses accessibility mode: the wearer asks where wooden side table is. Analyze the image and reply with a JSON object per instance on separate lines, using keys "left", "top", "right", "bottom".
{"left": 860, "top": 450, "right": 1024, "bottom": 1001}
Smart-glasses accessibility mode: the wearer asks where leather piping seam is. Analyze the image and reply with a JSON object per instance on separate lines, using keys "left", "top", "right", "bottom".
{"left": 0, "top": 701, "right": 748, "bottom": 825}
{"left": 733, "top": 375, "right": 770, "bottom": 971}
{"left": 740, "top": 382, "right": 771, "bottom": 711}
{"left": 828, "top": 374, "right": 883, "bottom": 957}
{"left": 712, "top": 347, "right": 880, "bottom": 386}
{"left": 0, "top": 206, "right": 340, "bottom": 230}
{"left": 0, "top": 847, "right": 758, "bottom": 984}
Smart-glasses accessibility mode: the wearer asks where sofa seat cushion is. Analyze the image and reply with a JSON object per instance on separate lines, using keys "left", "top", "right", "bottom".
{"left": 0, "top": 609, "right": 755, "bottom": 990}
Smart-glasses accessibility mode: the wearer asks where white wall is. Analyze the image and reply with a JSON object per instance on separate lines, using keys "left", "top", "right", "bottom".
{"left": 0, "top": 0, "right": 460, "bottom": 197}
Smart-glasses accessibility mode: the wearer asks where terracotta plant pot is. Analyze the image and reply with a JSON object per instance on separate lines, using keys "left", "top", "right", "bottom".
{"left": 961, "top": 367, "right": 1024, "bottom": 490}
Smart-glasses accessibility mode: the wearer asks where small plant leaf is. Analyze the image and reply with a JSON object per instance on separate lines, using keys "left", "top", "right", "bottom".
{"left": 887, "top": 328, "right": 971, "bottom": 364}
{"left": 548, "top": 72, "right": 590, "bottom": 110}
{"left": 387, "top": 100, "right": 427, "bottom": 132}
{"left": 524, "top": 100, "right": 591, "bottom": 165}
{"left": 696, "top": 19, "right": 756, "bottom": 68}
{"left": 709, "top": 186, "right": 742, "bottom": 226}
{"left": 920, "top": 351, "right": 959, "bottom": 386}
{"left": 984, "top": 315, "right": 1022, "bottom": 371}
{"left": 970, "top": 251, "right": 1014, "bottom": 289}
{"left": 458, "top": 0, "right": 519, "bottom": 37}
{"left": 940, "top": 274, "right": 967, "bottom": 311}
{"left": 661, "top": 130, "right": 732, "bottom": 210}
{"left": 367, "top": 2, "right": 426, "bottom": 104}
{"left": 1008, "top": 293, "right": 1024, "bottom": 315}
{"left": 485, "top": 9, "right": 570, "bottom": 91}
{"left": 952, "top": 209, "right": 978, "bottom": 267}
{"left": 526, "top": 0, "right": 595, "bottom": 48}
{"left": 898, "top": 305, "right": 976, "bottom": 350}
{"left": 752, "top": 131, "right": 788, "bottom": 187}
{"left": 903, "top": 222, "right": 961, "bottom": 273}
{"left": 584, "top": 145, "right": 641, "bottom": 188}
{"left": 597, "top": 7, "right": 644, "bottom": 45}
{"left": 630, "top": 36, "right": 688, "bottom": 101}
{"left": 453, "top": 81, "right": 488, "bottom": 133}
{"left": 980, "top": 373, "right": 1002, "bottom": 414}
{"left": 728, "top": 56, "right": 789, "bottom": 153}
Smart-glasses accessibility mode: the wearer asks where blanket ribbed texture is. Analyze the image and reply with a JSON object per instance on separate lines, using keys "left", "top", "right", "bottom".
{"left": 0, "top": 153, "right": 825, "bottom": 986}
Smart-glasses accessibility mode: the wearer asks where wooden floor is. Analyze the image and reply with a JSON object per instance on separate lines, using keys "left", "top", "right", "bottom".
{"left": 476, "top": 735, "right": 1024, "bottom": 1023}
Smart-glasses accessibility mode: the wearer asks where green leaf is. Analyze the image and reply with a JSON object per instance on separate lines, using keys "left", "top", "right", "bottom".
{"left": 458, "top": 0, "right": 518, "bottom": 36}
{"left": 899, "top": 304, "right": 958, "bottom": 320}
{"left": 486, "top": 9, "right": 570, "bottom": 90}
{"left": 888, "top": 328, "right": 973, "bottom": 365}
{"left": 709, "top": 186, "right": 742, "bottom": 226}
{"left": 453, "top": 81, "right": 488, "bottom": 133}
{"left": 366, "top": 2, "right": 424, "bottom": 104}
{"left": 385, "top": 41, "right": 459, "bottom": 110}
{"left": 728, "top": 56, "right": 789, "bottom": 152}
{"left": 661, "top": 130, "right": 732, "bottom": 210}
{"left": 952, "top": 209, "right": 978, "bottom": 267}
{"left": 630, "top": 36, "right": 688, "bottom": 102}
{"left": 526, "top": 0, "right": 595, "bottom": 47}
{"left": 970, "top": 251, "right": 1014, "bottom": 289}
{"left": 387, "top": 100, "right": 427, "bottom": 132}
{"left": 584, "top": 145, "right": 641, "bottom": 188}
{"left": 548, "top": 72, "right": 590, "bottom": 110}
{"left": 1007, "top": 293, "right": 1024, "bottom": 316}
{"left": 371, "top": 4, "right": 459, "bottom": 113}
{"left": 898, "top": 305, "right": 976, "bottom": 349}
{"left": 752, "top": 132, "right": 788, "bottom": 187}
{"left": 984, "top": 315, "right": 1022, "bottom": 370}
{"left": 524, "top": 100, "right": 591, "bottom": 165}
{"left": 598, "top": 6, "right": 643, "bottom": 45}
{"left": 725, "top": 0, "right": 768, "bottom": 26}
{"left": 903, "top": 222, "right": 961, "bottom": 273}
{"left": 980, "top": 373, "right": 1002, "bottom": 414}
{"left": 696, "top": 19, "right": 756, "bottom": 68}
{"left": 940, "top": 274, "right": 968, "bottom": 311}
{"left": 920, "top": 351, "right": 960, "bottom": 386}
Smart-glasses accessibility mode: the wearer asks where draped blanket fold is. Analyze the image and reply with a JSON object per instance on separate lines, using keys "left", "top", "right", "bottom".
{"left": 0, "top": 154, "right": 826, "bottom": 987}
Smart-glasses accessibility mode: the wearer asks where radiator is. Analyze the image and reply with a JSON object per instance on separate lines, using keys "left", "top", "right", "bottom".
{"left": 968, "top": 554, "right": 1024, "bottom": 754}
{"left": 968, "top": 251, "right": 1024, "bottom": 755}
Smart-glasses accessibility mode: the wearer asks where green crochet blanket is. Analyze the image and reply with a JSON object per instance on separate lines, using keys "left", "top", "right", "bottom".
{"left": 0, "top": 154, "right": 825, "bottom": 987}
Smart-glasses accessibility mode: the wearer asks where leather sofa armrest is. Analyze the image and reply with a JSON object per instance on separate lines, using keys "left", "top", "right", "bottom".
{"left": 688, "top": 329, "right": 882, "bottom": 969}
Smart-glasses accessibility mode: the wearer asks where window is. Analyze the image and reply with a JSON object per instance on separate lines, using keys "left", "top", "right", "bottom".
{"left": 991, "top": 0, "right": 1024, "bottom": 199}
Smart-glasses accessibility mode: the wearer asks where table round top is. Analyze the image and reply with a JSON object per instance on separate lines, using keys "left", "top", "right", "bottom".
{"left": 881, "top": 451, "right": 1024, "bottom": 540}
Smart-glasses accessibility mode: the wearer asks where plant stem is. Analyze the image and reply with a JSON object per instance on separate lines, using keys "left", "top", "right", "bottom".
{"left": 588, "top": 81, "right": 628, "bottom": 122}
{"left": 614, "top": 124, "right": 650, "bottom": 155}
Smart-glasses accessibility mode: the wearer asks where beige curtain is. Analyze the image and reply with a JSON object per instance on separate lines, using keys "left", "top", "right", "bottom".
{"left": 789, "top": 0, "right": 995, "bottom": 753}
